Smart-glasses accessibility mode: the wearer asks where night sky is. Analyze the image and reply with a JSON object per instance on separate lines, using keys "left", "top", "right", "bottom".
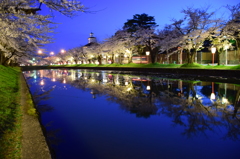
{"left": 42, "top": 0, "right": 239, "bottom": 54}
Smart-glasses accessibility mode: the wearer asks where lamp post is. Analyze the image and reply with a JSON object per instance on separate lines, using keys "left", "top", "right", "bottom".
{"left": 224, "top": 45, "right": 229, "bottom": 65}
{"left": 146, "top": 51, "right": 150, "bottom": 63}
{"left": 211, "top": 47, "right": 216, "bottom": 66}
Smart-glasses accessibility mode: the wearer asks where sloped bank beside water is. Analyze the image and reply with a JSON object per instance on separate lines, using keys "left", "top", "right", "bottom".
{"left": 0, "top": 65, "right": 51, "bottom": 159}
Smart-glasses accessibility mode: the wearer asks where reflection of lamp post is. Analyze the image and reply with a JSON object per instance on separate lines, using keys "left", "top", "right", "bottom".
{"left": 146, "top": 51, "right": 150, "bottom": 63}
{"left": 211, "top": 47, "right": 216, "bottom": 66}
{"left": 210, "top": 82, "right": 215, "bottom": 100}
{"left": 146, "top": 82, "right": 151, "bottom": 90}
{"left": 40, "top": 80, "right": 44, "bottom": 85}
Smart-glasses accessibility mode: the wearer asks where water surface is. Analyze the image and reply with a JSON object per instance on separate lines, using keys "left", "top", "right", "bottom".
{"left": 23, "top": 69, "right": 240, "bottom": 159}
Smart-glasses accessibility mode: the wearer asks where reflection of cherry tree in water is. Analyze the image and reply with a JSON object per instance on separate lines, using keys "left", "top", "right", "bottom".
{"left": 220, "top": 88, "right": 240, "bottom": 140}
{"left": 65, "top": 71, "right": 240, "bottom": 140}
{"left": 158, "top": 82, "right": 240, "bottom": 140}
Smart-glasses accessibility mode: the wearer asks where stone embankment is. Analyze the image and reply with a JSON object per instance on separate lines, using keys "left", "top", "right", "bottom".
{"left": 20, "top": 74, "right": 51, "bottom": 159}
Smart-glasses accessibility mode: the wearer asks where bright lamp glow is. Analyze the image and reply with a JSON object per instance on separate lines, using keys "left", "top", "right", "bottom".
{"left": 61, "top": 49, "right": 65, "bottom": 53}
{"left": 224, "top": 45, "right": 229, "bottom": 50}
{"left": 210, "top": 93, "right": 215, "bottom": 100}
{"left": 146, "top": 85, "right": 151, "bottom": 90}
{"left": 211, "top": 47, "right": 216, "bottom": 54}
{"left": 146, "top": 51, "right": 150, "bottom": 56}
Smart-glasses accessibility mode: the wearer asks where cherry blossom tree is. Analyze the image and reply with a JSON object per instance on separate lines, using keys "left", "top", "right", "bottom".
{"left": 0, "top": 0, "right": 88, "bottom": 66}
{"left": 171, "top": 6, "right": 217, "bottom": 64}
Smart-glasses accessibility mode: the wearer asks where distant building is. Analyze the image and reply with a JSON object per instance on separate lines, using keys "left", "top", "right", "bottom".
{"left": 83, "top": 32, "right": 98, "bottom": 48}
{"left": 82, "top": 32, "right": 99, "bottom": 64}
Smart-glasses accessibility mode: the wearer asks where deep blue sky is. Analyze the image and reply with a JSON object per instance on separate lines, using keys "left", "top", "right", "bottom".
{"left": 42, "top": 0, "right": 238, "bottom": 54}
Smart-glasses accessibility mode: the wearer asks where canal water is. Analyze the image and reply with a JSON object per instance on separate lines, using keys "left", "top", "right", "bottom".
{"left": 23, "top": 69, "right": 240, "bottom": 159}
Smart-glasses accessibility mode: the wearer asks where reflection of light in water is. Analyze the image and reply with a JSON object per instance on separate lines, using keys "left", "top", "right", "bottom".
{"left": 210, "top": 93, "right": 215, "bottom": 100}
{"left": 127, "top": 87, "right": 132, "bottom": 91}
{"left": 40, "top": 80, "right": 44, "bottom": 85}
{"left": 71, "top": 71, "right": 76, "bottom": 80}
{"left": 116, "top": 80, "right": 120, "bottom": 85}
{"left": 222, "top": 97, "right": 228, "bottom": 104}
{"left": 63, "top": 78, "right": 66, "bottom": 83}
{"left": 52, "top": 78, "right": 56, "bottom": 82}
{"left": 210, "top": 82, "right": 215, "bottom": 100}
{"left": 146, "top": 85, "right": 151, "bottom": 90}
{"left": 103, "top": 78, "right": 108, "bottom": 83}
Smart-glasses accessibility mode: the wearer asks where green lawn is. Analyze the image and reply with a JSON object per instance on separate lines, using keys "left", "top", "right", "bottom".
{"left": 0, "top": 65, "right": 21, "bottom": 159}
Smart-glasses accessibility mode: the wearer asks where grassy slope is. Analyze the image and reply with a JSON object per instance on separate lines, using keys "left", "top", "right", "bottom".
{"left": 0, "top": 65, "right": 21, "bottom": 159}
{"left": 50, "top": 63, "right": 240, "bottom": 70}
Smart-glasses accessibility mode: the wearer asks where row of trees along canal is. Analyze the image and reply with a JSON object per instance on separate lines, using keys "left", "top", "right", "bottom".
{"left": 0, "top": 0, "right": 88, "bottom": 66}
{"left": 33, "top": 4, "right": 240, "bottom": 66}
{"left": 0, "top": 1, "right": 239, "bottom": 66}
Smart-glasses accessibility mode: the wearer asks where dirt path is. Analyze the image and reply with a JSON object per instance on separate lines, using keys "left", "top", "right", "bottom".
{"left": 20, "top": 74, "right": 51, "bottom": 159}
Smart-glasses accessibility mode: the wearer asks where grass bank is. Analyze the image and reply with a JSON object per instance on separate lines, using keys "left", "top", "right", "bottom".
{"left": 0, "top": 65, "right": 22, "bottom": 158}
{"left": 0, "top": 65, "right": 38, "bottom": 158}
{"left": 49, "top": 63, "right": 240, "bottom": 70}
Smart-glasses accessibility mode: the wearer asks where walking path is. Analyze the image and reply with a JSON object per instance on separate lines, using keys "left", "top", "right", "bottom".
{"left": 20, "top": 74, "right": 51, "bottom": 159}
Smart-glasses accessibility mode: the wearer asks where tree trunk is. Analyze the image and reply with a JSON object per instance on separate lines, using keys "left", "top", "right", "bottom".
{"left": 188, "top": 49, "right": 196, "bottom": 64}
{"left": 98, "top": 55, "right": 102, "bottom": 65}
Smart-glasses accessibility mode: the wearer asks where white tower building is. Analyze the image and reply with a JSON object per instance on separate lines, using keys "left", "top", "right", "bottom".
{"left": 88, "top": 32, "right": 97, "bottom": 43}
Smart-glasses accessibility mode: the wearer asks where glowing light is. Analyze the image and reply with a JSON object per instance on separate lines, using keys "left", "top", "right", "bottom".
{"left": 211, "top": 47, "right": 216, "bottom": 54}
{"left": 127, "top": 87, "right": 132, "bottom": 91}
{"left": 222, "top": 97, "right": 228, "bottom": 104}
{"left": 126, "top": 49, "right": 131, "bottom": 53}
{"left": 61, "top": 49, "right": 65, "bottom": 53}
{"left": 146, "top": 85, "right": 151, "bottom": 90}
{"left": 38, "top": 50, "right": 42, "bottom": 54}
{"left": 125, "top": 81, "right": 128, "bottom": 85}
{"left": 210, "top": 93, "right": 215, "bottom": 100}
{"left": 146, "top": 51, "right": 150, "bottom": 56}
{"left": 50, "top": 51, "right": 54, "bottom": 55}
{"left": 40, "top": 80, "right": 44, "bottom": 85}
{"left": 103, "top": 78, "right": 108, "bottom": 83}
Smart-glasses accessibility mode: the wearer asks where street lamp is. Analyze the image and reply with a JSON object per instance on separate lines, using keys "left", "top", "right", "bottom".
{"left": 61, "top": 49, "right": 65, "bottom": 53}
{"left": 224, "top": 44, "right": 229, "bottom": 65}
{"left": 211, "top": 47, "right": 216, "bottom": 66}
{"left": 146, "top": 51, "right": 150, "bottom": 63}
{"left": 38, "top": 50, "right": 42, "bottom": 54}
{"left": 50, "top": 52, "right": 54, "bottom": 55}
